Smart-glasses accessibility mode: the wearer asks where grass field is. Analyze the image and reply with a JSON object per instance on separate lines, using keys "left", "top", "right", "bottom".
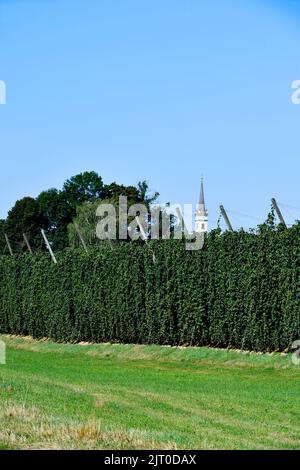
{"left": 0, "top": 335, "right": 299, "bottom": 450}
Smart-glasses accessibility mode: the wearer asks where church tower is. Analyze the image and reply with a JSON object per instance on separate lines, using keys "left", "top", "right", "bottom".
{"left": 195, "top": 177, "right": 208, "bottom": 233}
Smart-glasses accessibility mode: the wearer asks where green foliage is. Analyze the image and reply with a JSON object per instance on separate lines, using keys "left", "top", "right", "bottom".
{"left": 2, "top": 172, "right": 159, "bottom": 252}
{"left": 37, "top": 188, "right": 73, "bottom": 251}
{"left": 0, "top": 224, "right": 300, "bottom": 352}
{"left": 63, "top": 171, "right": 104, "bottom": 206}
{"left": 37, "top": 172, "right": 104, "bottom": 250}
{"left": 4, "top": 197, "right": 46, "bottom": 252}
{"left": 0, "top": 220, "right": 6, "bottom": 255}
{"left": 68, "top": 180, "right": 160, "bottom": 246}
{"left": 136, "top": 180, "right": 160, "bottom": 207}
{"left": 68, "top": 201, "right": 100, "bottom": 247}
{"left": 102, "top": 180, "right": 159, "bottom": 209}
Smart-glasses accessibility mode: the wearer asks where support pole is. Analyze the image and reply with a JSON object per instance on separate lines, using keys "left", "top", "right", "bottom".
{"left": 41, "top": 229, "right": 57, "bottom": 264}
{"left": 220, "top": 205, "right": 234, "bottom": 232}
{"left": 4, "top": 233, "right": 13, "bottom": 256}
{"left": 74, "top": 224, "right": 88, "bottom": 253}
{"left": 135, "top": 216, "right": 148, "bottom": 241}
{"left": 23, "top": 233, "right": 33, "bottom": 255}
{"left": 271, "top": 198, "right": 287, "bottom": 229}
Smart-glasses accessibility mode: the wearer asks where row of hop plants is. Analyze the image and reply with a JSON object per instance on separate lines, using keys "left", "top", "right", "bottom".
{"left": 0, "top": 221, "right": 299, "bottom": 352}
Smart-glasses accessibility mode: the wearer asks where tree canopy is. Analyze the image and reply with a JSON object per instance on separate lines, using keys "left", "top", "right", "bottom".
{"left": 1, "top": 171, "right": 160, "bottom": 252}
{"left": 68, "top": 180, "right": 160, "bottom": 247}
{"left": 4, "top": 197, "right": 46, "bottom": 252}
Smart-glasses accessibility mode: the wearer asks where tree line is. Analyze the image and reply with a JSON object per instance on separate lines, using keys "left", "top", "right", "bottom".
{"left": 0, "top": 171, "right": 159, "bottom": 254}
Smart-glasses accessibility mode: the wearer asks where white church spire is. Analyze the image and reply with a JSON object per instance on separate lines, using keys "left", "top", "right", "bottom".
{"left": 195, "top": 177, "right": 208, "bottom": 233}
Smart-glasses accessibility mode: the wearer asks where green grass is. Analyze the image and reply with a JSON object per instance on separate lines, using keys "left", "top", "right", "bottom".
{"left": 0, "top": 335, "right": 299, "bottom": 450}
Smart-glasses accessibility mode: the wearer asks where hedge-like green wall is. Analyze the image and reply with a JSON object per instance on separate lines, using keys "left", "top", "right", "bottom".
{"left": 0, "top": 227, "right": 300, "bottom": 352}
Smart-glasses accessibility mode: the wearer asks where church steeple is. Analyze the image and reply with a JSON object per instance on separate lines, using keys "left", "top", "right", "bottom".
{"left": 198, "top": 177, "right": 206, "bottom": 213}
{"left": 195, "top": 177, "right": 208, "bottom": 233}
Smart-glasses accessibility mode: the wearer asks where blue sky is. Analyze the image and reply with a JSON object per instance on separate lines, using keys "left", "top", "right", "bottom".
{"left": 1, "top": 0, "right": 300, "bottom": 229}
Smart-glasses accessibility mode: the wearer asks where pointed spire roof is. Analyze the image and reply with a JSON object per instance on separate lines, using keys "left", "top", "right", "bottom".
{"left": 199, "top": 177, "right": 205, "bottom": 207}
{"left": 196, "top": 177, "right": 208, "bottom": 217}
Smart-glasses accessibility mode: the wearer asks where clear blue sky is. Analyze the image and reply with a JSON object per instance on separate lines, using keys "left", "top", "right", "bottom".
{"left": 1, "top": 0, "right": 300, "bottom": 230}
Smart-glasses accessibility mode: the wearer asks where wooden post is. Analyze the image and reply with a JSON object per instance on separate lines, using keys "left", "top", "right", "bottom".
{"left": 220, "top": 205, "right": 234, "bottom": 232}
{"left": 23, "top": 233, "right": 33, "bottom": 255}
{"left": 4, "top": 234, "right": 13, "bottom": 256}
{"left": 74, "top": 224, "right": 88, "bottom": 253}
{"left": 271, "top": 198, "right": 287, "bottom": 229}
{"left": 135, "top": 216, "right": 148, "bottom": 241}
{"left": 41, "top": 229, "right": 57, "bottom": 264}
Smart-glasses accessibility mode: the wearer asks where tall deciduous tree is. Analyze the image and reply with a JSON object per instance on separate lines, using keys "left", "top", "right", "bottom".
{"left": 4, "top": 197, "right": 45, "bottom": 252}
{"left": 63, "top": 171, "right": 104, "bottom": 206}
{"left": 137, "top": 180, "right": 159, "bottom": 208}
{"left": 38, "top": 171, "right": 104, "bottom": 250}
{"left": 37, "top": 189, "right": 73, "bottom": 251}
{"left": 68, "top": 181, "right": 160, "bottom": 246}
